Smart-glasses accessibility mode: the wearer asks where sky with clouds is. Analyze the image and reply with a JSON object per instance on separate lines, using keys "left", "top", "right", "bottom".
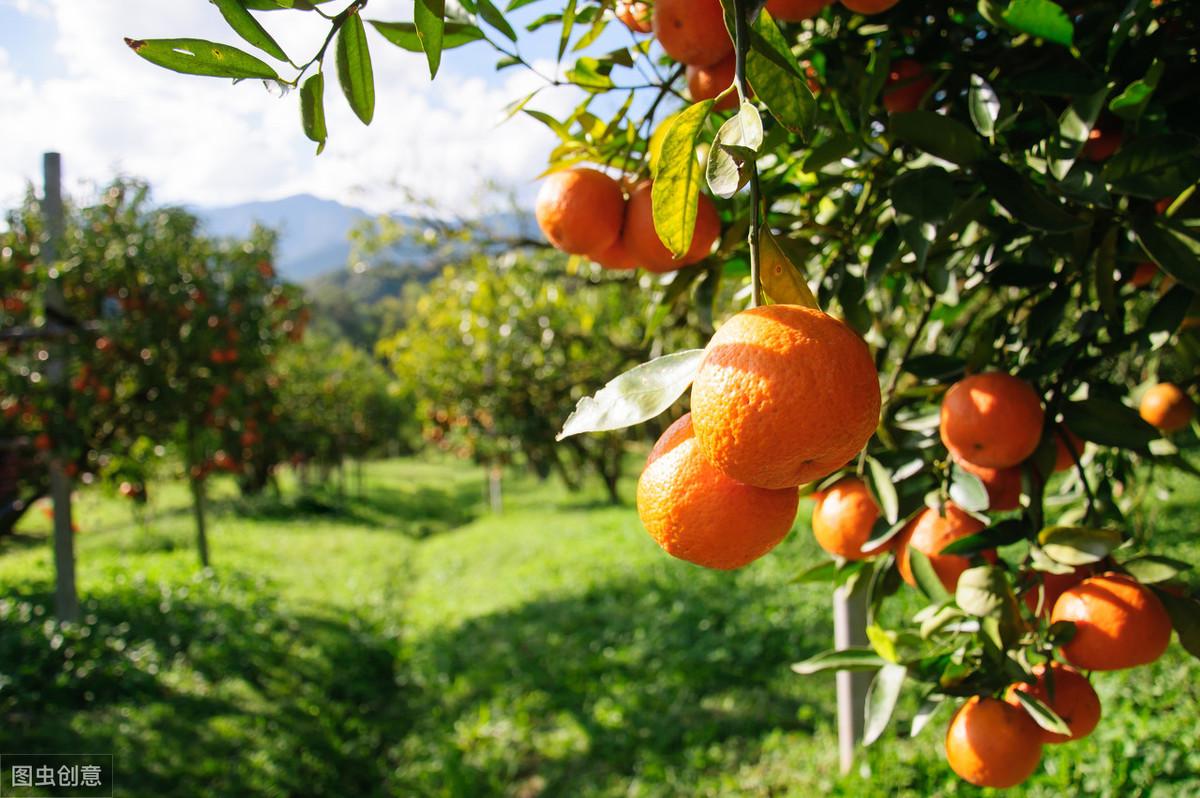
{"left": 0, "top": 0, "right": 646, "bottom": 214}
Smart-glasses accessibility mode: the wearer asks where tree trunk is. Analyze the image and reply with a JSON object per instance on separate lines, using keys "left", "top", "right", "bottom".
{"left": 190, "top": 475, "right": 211, "bottom": 569}
{"left": 488, "top": 464, "right": 503, "bottom": 513}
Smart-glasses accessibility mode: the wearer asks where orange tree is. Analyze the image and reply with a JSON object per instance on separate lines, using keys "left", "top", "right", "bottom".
{"left": 128, "top": 0, "right": 1200, "bottom": 786}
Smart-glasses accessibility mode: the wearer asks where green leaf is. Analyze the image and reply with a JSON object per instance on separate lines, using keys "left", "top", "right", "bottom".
{"left": 212, "top": 0, "right": 288, "bottom": 60}
{"left": 976, "top": 160, "right": 1083, "bottom": 231}
{"left": 557, "top": 0, "right": 577, "bottom": 61}
{"left": 1152, "top": 588, "right": 1200, "bottom": 660}
{"left": 1048, "top": 88, "right": 1107, "bottom": 181}
{"left": 299, "top": 73, "right": 327, "bottom": 154}
{"left": 1109, "top": 60, "right": 1163, "bottom": 122}
{"left": 1061, "top": 398, "right": 1158, "bottom": 451}
{"left": 370, "top": 20, "right": 484, "bottom": 51}
{"left": 336, "top": 11, "right": 374, "bottom": 123}
{"left": 746, "top": 10, "right": 815, "bottom": 139}
{"left": 955, "top": 565, "right": 1013, "bottom": 617}
{"left": 793, "top": 559, "right": 864, "bottom": 585}
{"left": 1038, "top": 526, "right": 1124, "bottom": 566}
{"left": 413, "top": 0, "right": 446, "bottom": 78}
{"left": 556, "top": 350, "right": 705, "bottom": 440}
{"left": 1102, "top": 134, "right": 1200, "bottom": 199}
{"left": 902, "top": 354, "right": 965, "bottom": 381}
{"left": 1134, "top": 218, "right": 1200, "bottom": 294}
{"left": 124, "top": 37, "right": 279, "bottom": 79}
{"left": 968, "top": 74, "right": 999, "bottom": 139}
{"left": 890, "top": 112, "right": 985, "bottom": 166}
{"left": 910, "top": 694, "right": 946, "bottom": 738}
{"left": 908, "top": 548, "right": 951, "bottom": 602}
{"left": 949, "top": 464, "right": 989, "bottom": 514}
{"left": 707, "top": 101, "right": 764, "bottom": 199}
{"left": 804, "top": 134, "right": 857, "bottom": 173}
{"left": 1011, "top": 689, "right": 1073, "bottom": 737}
{"left": 863, "top": 664, "right": 907, "bottom": 746}
{"left": 939, "top": 519, "right": 1029, "bottom": 556}
{"left": 653, "top": 100, "right": 713, "bottom": 258}
{"left": 791, "top": 647, "right": 887, "bottom": 675}
{"left": 866, "top": 456, "right": 900, "bottom": 525}
{"left": 867, "top": 224, "right": 902, "bottom": 284}
{"left": 1002, "top": 0, "right": 1074, "bottom": 46}
{"left": 1029, "top": 545, "right": 1078, "bottom": 575}
{"left": 475, "top": 0, "right": 517, "bottom": 41}
{"left": 1121, "top": 555, "right": 1192, "bottom": 584}
{"left": 891, "top": 167, "right": 956, "bottom": 225}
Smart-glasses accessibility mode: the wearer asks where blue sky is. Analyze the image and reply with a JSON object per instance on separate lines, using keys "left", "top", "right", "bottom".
{"left": 0, "top": 1, "right": 660, "bottom": 214}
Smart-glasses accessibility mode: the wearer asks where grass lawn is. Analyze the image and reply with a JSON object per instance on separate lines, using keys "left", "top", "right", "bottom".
{"left": 1, "top": 459, "right": 1197, "bottom": 797}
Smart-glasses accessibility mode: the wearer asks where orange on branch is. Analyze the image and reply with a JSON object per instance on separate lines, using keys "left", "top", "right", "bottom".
{"left": 810, "top": 477, "right": 890, "bottom": 560}
{"left": 686, "top": 53, "right": 741, "bottom": 112}
{"left": 621, "top": 182, "right": 720, "bottom": 272}
{"left": 1051, "top": 426, "right": 1085, "bottom": 473}
{"left": 535, "top": 167, "right": 626, "bottom": 257}
{"left": 1139, "top": 382, "right": 1195, "bottom": 432}
{"left": 955, "top": 456, "right": 1021, "bottom": 511}
{"left": 1022, "top": 565, "right": 1091, "bottom": 618}
{"left": 615, "top": 0, "right": 652, "bottom": 33}
{"left": 940, "top": 372, "right": 1044, "bottom": 469}
{"left": 1051, "top": 573, "right": 1173, "bottom": 671}
{"left": 637, "top": 414, "right": 799, "bottom": 570}
{"left": 767, "top": 0, "right": 832, "bottom": 20}
{"left": 945, "top": 696, "right": 1044, "bottom": 789}
{"left": 1005, "top": 662, "right": 1101, "bottom": 744}
{"left": 896, "top": 502, "right": 986, "bottom": 592}
{"left": 691, "top": 305, "right": 880, "bottom": 489}
{"left": 653, "top": 0, "right": 733, "bottom": 67}
{"left": 839, "top": 0, "right": 901, "bottom": 14}
{"left": 882, "top": 59, "right": 933, "bottom": 114}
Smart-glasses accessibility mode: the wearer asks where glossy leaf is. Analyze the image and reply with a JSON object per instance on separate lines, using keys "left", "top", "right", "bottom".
{"left": 968, "top": 74, "right": 999, "bottom": 138}
{"left": 336, "top": 11, "right": 374, "bottom": 123}
{"left": 475, "top": 0, "right": 517, "bottom": 41}
{"left": 791, "top": 647, "right": 887, "bottom": 675}
{"left": 1121, "top": 555, "right": 1192, "bottom": 584}
{"left": 866, "top": 456, "right": 900, "bottom": 525}
{"left": 863, "top": 664, "right": 907, "bottom": 746}
{"left": 760, "top": 230, "right": 819, "bottom": 308}
{"left": 299, "top": 73, "right": 327, "bottom": 154}
{"left": 746, "top": 10, "right": 815, "bottom": 139}
{"left": 1011, "top": 689, "right": 1072, "bottom": 737}
{"left": 939, "top": 519, "right": 1028, "bottom": 556}
{"left": 1061, "top": 398, "right": 1158, "bottom": 451}
{"left": 955, "top": 565, "right": 1012, "bottom": 617}
{"left": 212, "top": 0, "right": 288, "bottom": 60}
{"left": 557, "top": 350, "right": 704, "bottom": 440}
{"left": 1038, "top": 526, "right": 1124, "bottom": 566}
{"left": 976, "top": 160, "right": 1083, "bottom": 232}
{"left": 413, "top": 0, "right": 446, "bottom": 78}
{"left": 370, "top": 20, "right": 484, "bottom": 51}
{"left": 1002, "top": 0, "right": 1073, "bottom": 47}
{"left": 890, "top": 112, "right": 985, "bottom": 166}
{"left": 949, "top": 464, "right": 989, "bottom": 513}
{"left": 652, "top": 101, "right": 713, "bottom": 258}
{"left": 124, "top": 37, "right": 279, "bottom": 79}
{"left": 707, "top": 101, "right": 763, "bottom": 198}
{"left": 908, "top": 548, "right": 951, "bottom": 602}
{"left": 1134, "top": 218, "right": 1200, "bottom": 294}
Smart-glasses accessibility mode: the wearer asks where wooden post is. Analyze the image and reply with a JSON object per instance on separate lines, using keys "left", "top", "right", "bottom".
{"left": 834, "top": 581, "right": 870, "bottom": 774}
{"left": 488, "top": 463, "right": 503, "bottom": 514}
{"left": 42, "top": 152, "right": 79, "bottom": 623}
{"left": 190, "top": 473, "right": 211, "bottom": 569}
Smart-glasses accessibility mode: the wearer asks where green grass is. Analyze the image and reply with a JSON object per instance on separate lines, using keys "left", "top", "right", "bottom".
{"left": 1, "top": 459, "right": 1198, "bottom": 797}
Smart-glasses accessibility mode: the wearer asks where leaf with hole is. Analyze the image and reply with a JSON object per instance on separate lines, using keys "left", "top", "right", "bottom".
{"left": 124, "top": 37, "right": 279, "bottom": 79}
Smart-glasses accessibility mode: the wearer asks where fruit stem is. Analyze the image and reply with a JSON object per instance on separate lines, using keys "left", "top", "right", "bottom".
{"left": 732, "top": 0, "right": 762, "bottom": 308}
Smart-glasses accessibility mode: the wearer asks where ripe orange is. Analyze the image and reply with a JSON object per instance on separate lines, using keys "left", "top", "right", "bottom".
{"left": 945, "top": 696, "right": 1043, "bottom": 789}
{"left": 1051, "top": 573, "right": 1173, "bottom": 671}
{"left": 1051, "top": 426, "right": 1085, "bottom": 472}
{"left": 896, "top": 502, "right": 986, "bottom": 592}
{"left": 691, "top": 305, "right": 880, "bottom": 489}
{"left": 1139, "top": 382, "right": 1195, "bottom": 432}
{"left": 940, "top": 372, "right": 1045, "bottom": 469}
{"left": 955, "top": 456, "right": 1021, "bottom": 511}
{"left": 591, "top": 237, "right": 638, "bottom": 271}
{"left": 810, "top": 477, "right": 891, "bottom": 560}
{"left": 1022, "top": 565, "right": 1091, "bottom": 617}
{"left": 621, "top": 182, "right": 721, "bottom": 272}
{"left": 882, "top": 59, "right": 932, "bottom": 114}
{"left": 535, "top": 168, "right": 626, "bottom": 257}
{"left": 653, "top": 0, "right": 733, "bottom": 67}
{"left": 687, "top": 53, "right": 739, "bottom": 112}
{"left": 1082, "top": 124, "right": 1123, "bottom": 162}
{"left": 1129, "top": 261, "right": 1159, "bottom": 288}
{"left": 766, "top": 0, "right": 832, "bottom": 20}
{"left": 636, "top": 413, "right": 799, "bottom": 569}
{"left": 615, "top": 0, "right": 652, "bottom": 33}
{"left": 1005, "top": 662, "right": 1101, "bottom": 744}
{"left": 839, "top": 0, "right": 901, "bottom": 13}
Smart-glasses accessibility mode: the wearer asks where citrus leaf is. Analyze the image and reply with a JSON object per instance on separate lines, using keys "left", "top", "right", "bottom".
{"left": 1038, "top": 526, "right": 1124, "bottom": 565}
{"left": 746, "top": 10, "right": 815, "bottom": 139}
{"left": 908, "top": 548, "right": 951, "bottom": 602}
{"left": 370, "top": 20, "right": 484, "bottom": 51}
{"left": 336, "top": 11, "right": 374, "bottom": 123}
{"left": 212, "top": 0, "right": 288, "bottom": 61}
{"left": 976, "top": 160, "right": 1083, "bottom": 232}
{"left": 124, "top": 37, "right": 279, "bottom": 79}
{"left": 299, "top": 73, "right": 327, "bottom": 154}
{"left": 1152, "top": 588, "right": 1200, "bottom": 660}
{"left": 1002, "top": 0, "right": 1073, "bottom": 47}
{"left": 475, "top": 0, "right": 517, "bottom": 41}
{"left": 939, "top": 519, "right": 1029, "bottom": 556}
{"left": 863, "top": 663, "right": 907, "bottom": 746}
{"left": 413, "top": 0, "right": 446, "bottom": 77}
{"left": 955, "top": 565, "right": 1012, "bottom": 617}
{"left": 890, "top": 112, "right": 986, "bottom": 166}
{"left": 1120, "top": 555, "right": 1191, "bottom": 584}
{"left": 706, "top": 102, "right": 763, "bottom": 198}
{"left": 760, "top": 230, "right": 819, "bottom": 308}
{"left": 1133, "top": 218, "right": 1200, "bottom": 294}
{"left": 1061, "top": 398, "right": 1158, "bottom": 451}
{"left": 791, "top": 647, "right": 886, "bottom": 675}
{"left": 968, "top": 74, "right": 999, "bottom": 138}
{"left": 866, "top": 456, "right": 900, "bottom": 525}
{"left": 949, "top": 464, "right": 989, "bottom": 513}
{"left": 556, "top": 350, "right": 704, "bottom": 440}
{"left": 910, "top": 694, "right": 946, "bottom": 738}
{"left": 653, "top": 100, "right": 713, "bottom": 258}
{"left": 1011, "top": 689, "right": 1072, "bottom": 736}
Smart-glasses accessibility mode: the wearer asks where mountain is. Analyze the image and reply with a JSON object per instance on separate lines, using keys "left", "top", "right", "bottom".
{"left": 194, "top": 194, "right": 371, "bottom": 282}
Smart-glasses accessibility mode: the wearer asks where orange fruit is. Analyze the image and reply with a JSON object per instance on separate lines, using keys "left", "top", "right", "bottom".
{"left": 535, "top": 168, "right": 625, "bottom": 256}
{"left": 1051, "top": 426, "right": 1085, "bottom": 472}
{"left": 1139, "top": 382, "right": 1195, "bottom": 432}
{"left": 945, "top": 696, "right": 1043, "bottom": 789}
{"left": 691, "top": 305, "right": 880, "bottom": 489}
{"left": 636, "top": 413, "right": 799, "bottom": 569}
{"left": 615, "top": 0, "right": 652, "bottom": 33}
{"left": 1082, "top": 124, "right": 1123, "bottom": 162}
{"left": 621, "top": 182, "right": 721, "bottom": 272}
{"left": 840, "top": 0, "right": 901, "bottom": 13}
{"left": 653, "top": 0, "right": 733, "bottom": 67}
{"left": 1022, "top": 565, "right": 1091, "bottom": 617}
{"left": 1051, "top": 573, "right": 1173, "bottom": 671}
{"left": 1129, "top": 261, "right": 1159, "bottom": 288}
{"left": 687, "top": 53, "right": 739, "bottom": 112}
{"left": 810, "top": 477, "right": 891, "bottom": 560}
{"left": 896, "top": 502, "right": 986, "bottom": 592}
{"left": 940, "top": 372, "right": 1044, "bottom": 469}
{"left": 766, "top": 0, "right": 832, "bottom": 20}
{"left": 954, "top": 456, "right": 1021, "bottom": 511}
{"left": 1005, "top": 662, "right": 1101, "bottom": 744}
{"left": 882, "top": 59, "right": 932, "bottom": 114}
{"left": 591, "top": 237, "right": 638, "bottom": 271}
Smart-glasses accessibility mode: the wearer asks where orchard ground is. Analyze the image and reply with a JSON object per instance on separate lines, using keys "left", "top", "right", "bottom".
{"left": 2, "top": 458, "right": 1198, "bottom": 798}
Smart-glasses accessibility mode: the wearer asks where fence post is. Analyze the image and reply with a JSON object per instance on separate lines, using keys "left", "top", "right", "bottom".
{"left": 42, "top": 152, "right": 80, "bottom": 623}
{"left": 834, "top": 580, "right": 870, "bottom": 774}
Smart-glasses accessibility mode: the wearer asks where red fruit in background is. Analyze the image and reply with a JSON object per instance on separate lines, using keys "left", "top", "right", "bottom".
{"left": 615, "top": 0, "right": 652, "bottom": 32}
{"left": 95, "top": 337, "right": 112, "bottom": 352}
{"left": 955, "top": 456, "right": 1021, "bottom": 511}
{"left": 1022, "top": 566, "right": 1091, "bottom": 617}
{"left": 687, "top": 53, "right": 741, "bottom": 111}
{"left": 767, "top": 0, "right": 832, "bottom": 21}
{"left": 1005, "top": 663, "right": 1101, "bottom": 744}
{"left": 1051, "top": 427, "right": 1085, "bottom": 473}
{"left": 1082, "top": 123, "right": 1123, "bottom": 162}
{"left": 34, "top": 433, "right": 52, "bottom": 451}
{"left": 883, "top": 59, "right": 933, "bottom": 114}
{"left": 653, "top": 0, "right": 733, "bottom": 67}
{"left": 257, "top": 260, "right": 275, "bottom": 278}
{"left": 1128, "top": 261, "right": 1159, "bottom": 288}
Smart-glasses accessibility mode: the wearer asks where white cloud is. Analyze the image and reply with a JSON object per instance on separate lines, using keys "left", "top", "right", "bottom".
{"left": 0, "top": 0, "right": 573, "bottom": 216}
